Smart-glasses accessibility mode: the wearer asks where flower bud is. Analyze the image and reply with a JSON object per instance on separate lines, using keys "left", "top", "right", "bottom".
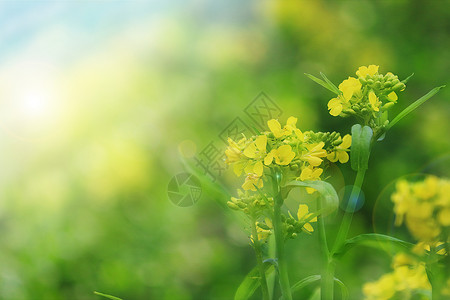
{"left": 227, "top": 201, "right": 240, "bottom": 210}
{"left": 392, "top": 82, "right": 406, "bottom": 92}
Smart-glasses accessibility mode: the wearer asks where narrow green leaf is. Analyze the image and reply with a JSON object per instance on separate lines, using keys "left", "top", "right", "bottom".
{"left": 94, "top": 291, "right": 123, "bottom": 300}
{"left": 282, "top": 180, "right": 339, "bottom": 214}
{"left": 235, "top": 262, "right": 274, "bottom": 300}
{"left": 387, "top": 85, "right": 445, "bottom": 130}
{"left": 290, "top": 275, "right": 321, "bottom": 294}
{"left": 320, "top": 72, "right": 341, "bottom": 95}
{"left": 333, "top": 233, "right": 414, "bottom": 258}
{"left": 334, "top": 278, "right": 349, "bottom": 300}
{"left": 305, "top": 73, "right": 339, "bottom": 95}
{"left": 350, "top": 124, "right": 373, "bottom": 172}
{"left": 401, "top": 73, "right": 414, "bottom": 84}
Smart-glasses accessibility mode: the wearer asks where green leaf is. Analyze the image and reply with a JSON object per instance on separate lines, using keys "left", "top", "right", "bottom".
{"left": 333, "top": 233, "right": 414, "bottom": 258}
{"left": 235, "top": 262, "right": 274, "bottom": 300}
{"left": 94, "top": 291, "right": 123, "bottom": 300}
{"left": 387, "top": 85, "right": 445, "bottom": 130}
{"left": 350, "top": 124, "right": 373, "bottom": 172}
{"left": 282, "top": 180, "right": 339, "bottom": 214}
{"left": 290, "top": 275, "right": 321, "bottom": 295}
{"left": 320, "top": 72, "right": 341, "bottom": 95}
{"left": 334, "top": 278, "right": 349, "bottom": 300}
{"left": 305, "top": 73, "right": 339, "bottom": 95}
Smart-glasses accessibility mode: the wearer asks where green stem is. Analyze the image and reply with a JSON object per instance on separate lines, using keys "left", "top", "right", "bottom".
{"left": 320, "top": 168, "right": 366, "bottom": 300}
{"left": 273, "top": 199, "right": 292, "bottom": 300}
{"left": 250, "top": 219, "right": 270, "bottom": 300}
{"left": 331, "top": 169, "right": 366, "bottom": 255}
{"left": 272, "top": 173, "right": 292, "bottom": 300}
{"left": 318, "top": 200, "right": 334, "bottom": 300}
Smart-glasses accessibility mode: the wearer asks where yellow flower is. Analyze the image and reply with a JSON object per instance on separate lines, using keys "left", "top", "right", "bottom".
{"left": 438, "top": 207, "right": 450, "bottom": 226}
{"left": 338, "top": 77, "right": 361, "bottom": 101}
{"left": 327, "top": 97, "right": 343, "bottom": 116}
{"left": 242, "top": 173, "right": 263, "bottom": 191}
{"left": 297, "top": 204, "right": 317, "bottom": 233}
{"left": 363, "top": 252, "right": 431, "bottom": 300}
{"left": 243, "top": 135, "right": 267, "bottom": 159}
{"left": 267, "top": 116, "right": 303, "bottom": 139}
{"left": 356, "top": 65, "right": 379, "bottom": 78}
{"left": 225, "top": 137, "right": 246, "bottom": 163}
{"left": 369, "top": 90, "right": 381, "bottom": 112}
{"left": 327, "top": 134, "right": 351, "bottom": 163}
{"left": 251, "top": 218, "right": 273, "bottom": 242}
{"left": 299, "top": 166, "right": 323, "bottom": 181}
{"left": 264, "top": 144, "right": 296, "bottom": 166}
{"left": 300, "top": 142, "right": 327, "bottom": 166}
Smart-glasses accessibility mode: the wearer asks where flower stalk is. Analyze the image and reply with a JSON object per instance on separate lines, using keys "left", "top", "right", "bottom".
{"left": 250, "top": 217, "right": 270, "bottom": 300}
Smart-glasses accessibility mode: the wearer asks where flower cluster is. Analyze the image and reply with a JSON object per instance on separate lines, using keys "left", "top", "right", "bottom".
{"left": 327, "top": 65, "right": 406, "bottom": 123}
{"left": 363, "top": 253, "right": 431, "bottom": 300}
{"left": 391, "top": 176, "right": 450, "bottom": 243}
{"left": 225, "top": 116, "right": 351, "bottom": 192}
{"left": 225, "top": 116, "right": 350, "bottom": 242}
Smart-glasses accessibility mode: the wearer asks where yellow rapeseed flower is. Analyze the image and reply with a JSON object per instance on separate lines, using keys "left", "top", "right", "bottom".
{"left": 267, "top": 116, "right": 303, "bottom": 139}
{"left": 369, "top": 90, "right": 381, "bottom": 112}
{"left": 338, "top": 77, "right": 362, "bottom": 101}
{"left": 327, "top": 134, "right": 351, "bottom": 163}
{"left": 242, "top": 173, "right": 263, "bottom": 191}
{"left": 264, "top": 144, "right": 296, "bottom": 166}
{"left": 300, "top": 142, "right": 327, "bottom": 166}
{"left": 327, "top": 96, "right": 344, "bottom": 116}
{"left": 297, "top": 204, "right": 317, "bottom": 233}
{"left": 356, "top": 65, "right": 379, "bottom": 78}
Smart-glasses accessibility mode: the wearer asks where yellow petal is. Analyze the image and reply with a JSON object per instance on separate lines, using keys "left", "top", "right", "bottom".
{"left": 264, "top": 150, "right": 275, "bottom": 166}
{"left": 327, "top": 152, "right": 339, "bottom": 162}
{"left": 275, "top": 145, "right": 295, "bottom": 165}
{"left": 255, "top": 135, "right": 267, "bottom": 152}
{"left": 297, "top": 204, "right": 309, "bottom": 220}
{"left": 387, "top": 91, "right": 398, "bottom": 102}
{"left": 306, "top": 156, "right": 323, "bottom": 167}
{"left": 253, "top": 161, "right": 264, "bottom": 177}
{"left": 303, "top": 223, "right": 314, "bottom": 233}
{"left": 294, "top": 128, "right": 304, "bottom": 140}
{"left": 300, "top": 167, "right": 312, "bottom": 181}
{"left": 244, "top": 163, "right": 254, "bottom": 174}
{"left": 367, "top": 65, "right": 379, "bottom": 76}
{"left": 338, "top": 151, "right": 349, "bottom": 163}
{"left": 268, "top": 119, "right": 284, "bottom": 138}
{"left": 243, "top": 143, "right": 257, "bottom": 158}
{"left": 286, "top": 116, "right": 298, "bottom": 127}
{"left": 306, "top": 187, "right": 316, "bottom": 194}
{"left": 233, "top": 161, "right": 245, "bottom": 176}
{"left": 369, "top": 91, "right": 380, "bottom": 111}
{"left": 311, "top": 168, "right": 323, "bottom": 178}
{"left": 330, "top": 105, "right": 342, "bottom": 116}
{"left": 341, "top": 134, "right": 352, "bottom": 149}
{"left": 438, "top": 208, "right": 450, "bottom": 226}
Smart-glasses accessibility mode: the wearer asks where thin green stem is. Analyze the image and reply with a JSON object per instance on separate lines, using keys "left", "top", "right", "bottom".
{"left": 273, "top": 198, "right": 292, "bottom": 300}
{"left": 318, "top": 200, "right": 334, "bottom": 300}
{"left": 250, "top": 218, "right": 270, "bottom": 300}
{"left": 331, "top": 169, "right": 366, "bottom": 255}
{"left": 320, "top": 168, "right": 366, "bottom": 300}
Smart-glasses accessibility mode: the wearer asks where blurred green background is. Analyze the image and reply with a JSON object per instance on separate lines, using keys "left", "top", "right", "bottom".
{"left": 0, "top": 1, "right": 449, "bottom": 299}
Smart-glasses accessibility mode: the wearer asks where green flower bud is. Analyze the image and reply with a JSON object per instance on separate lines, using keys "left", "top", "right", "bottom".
{"left": 227, "top": 202, "right": 240, "bottom": 210}
{"left": 343, "top": 108, "right": 356, "bottom": 114}
{"left": 382, "top": 102, "right": 395, "bottom": 111}
{"left": 392, "top": 82, "right": 406, "bottom": 91}
{"left": 237, "top": 201, "right": 247, "bottom": 209}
